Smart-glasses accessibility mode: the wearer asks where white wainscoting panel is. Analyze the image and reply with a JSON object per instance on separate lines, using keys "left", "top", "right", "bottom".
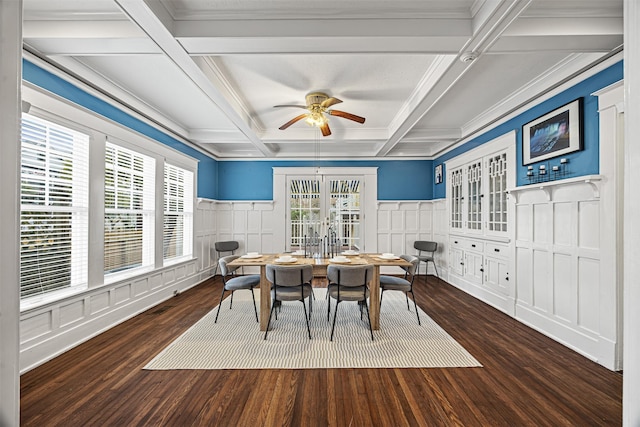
{"left": 512, "top": 179, "right": 616, "bottom": 367}
{"left": 376, "top": 201, "right": 442, "bottom": 275}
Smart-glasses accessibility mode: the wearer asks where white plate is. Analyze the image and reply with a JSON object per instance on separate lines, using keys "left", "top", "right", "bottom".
{"left": 275, "top": 258, "right": 297, "bottom": 263}
{"left": 379, "top": 255, "right": 400, "bottom": 260}
{"left": 330, "top": 258, "right": 351, "bottom": 263}
{"left": 241, "top": 254, "right": 262, "bottom": 259}
{"left": 342, "top": 251, "right": 359, "bottom": 256}
{"left": 291, "top": 250, "right": 305, "bottom": 256}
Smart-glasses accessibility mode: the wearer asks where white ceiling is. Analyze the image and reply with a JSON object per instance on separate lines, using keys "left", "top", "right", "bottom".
{"left": 22, "top": 0, "right": 623, "bottom": 160}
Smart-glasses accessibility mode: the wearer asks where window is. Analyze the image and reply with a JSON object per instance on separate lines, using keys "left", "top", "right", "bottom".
{"left": 163, "top": 163, "right": 193, "bottom": 261}
{"left": 104, "top": 142, "right": 155, "bottom": 275}
{"left": 20, "top": 114, "right": 89, "bottom": 300}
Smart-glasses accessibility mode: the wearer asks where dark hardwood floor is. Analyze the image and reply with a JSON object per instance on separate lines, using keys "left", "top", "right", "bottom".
{"left": 20, "top": 276, "right": 622, "bottom": 426}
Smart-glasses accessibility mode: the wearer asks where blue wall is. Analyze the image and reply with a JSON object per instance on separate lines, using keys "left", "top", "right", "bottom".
{"left": 25, "top": 59, "right": 622, "bottom": 202}
{"left": 22, "top": 59, "right": 219, "bottom": 200}
{"left": 432, "top": 61, "right": 623, "bottom": 199}
{"left": 217, "top": 160, "right": 433, "bottom": 200}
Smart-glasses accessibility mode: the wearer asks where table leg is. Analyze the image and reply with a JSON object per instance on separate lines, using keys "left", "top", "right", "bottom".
{"left": 259, "top": 265, "right": 270, "bottom": 331}
{"left": 369, "top": 265, "right": 380, "bottom": 330}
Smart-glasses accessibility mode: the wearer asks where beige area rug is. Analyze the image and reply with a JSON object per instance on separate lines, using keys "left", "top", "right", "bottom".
{"left": 144, "top": 288, "right": 482, "bottom": 370}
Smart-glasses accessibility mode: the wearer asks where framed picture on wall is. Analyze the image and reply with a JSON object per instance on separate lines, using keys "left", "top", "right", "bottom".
{"left": 522, "top": 98, "right": 583, "bottom": 165}
{"left": 435, "top": 164, "right": 443, "bottom": 184}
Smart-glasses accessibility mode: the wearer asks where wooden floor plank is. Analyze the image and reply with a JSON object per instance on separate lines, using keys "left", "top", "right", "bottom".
{"left": 20, "top": 276, "right": 622, "bottom": 426}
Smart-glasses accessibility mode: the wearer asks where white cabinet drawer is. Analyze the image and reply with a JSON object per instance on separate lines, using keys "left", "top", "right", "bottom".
{"left": 463, "top": 239, "right": 483, "bottom": 252}
{"left": 485, "top": 242, "right": 509, "bottom": 259}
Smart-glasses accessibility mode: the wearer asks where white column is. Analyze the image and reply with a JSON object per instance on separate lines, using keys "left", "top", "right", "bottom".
{"left": 0, "top": 0, "right": 22, "bottom": 425}
{"left": 624, "top": 0, "right": 640, "bottom": 425}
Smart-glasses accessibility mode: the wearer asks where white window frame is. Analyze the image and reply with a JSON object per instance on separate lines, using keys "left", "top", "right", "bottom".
{"left": 19, "top": 113, "right": 90, "bottom": 305}
{"left": 20, "top": 84, "right": 198, "bottom": 311}
{"left": 104, "top": 141, "right": 156, "bottom": 277}
{"left": 163, "top": 162, "right": 194, "bottom": 264}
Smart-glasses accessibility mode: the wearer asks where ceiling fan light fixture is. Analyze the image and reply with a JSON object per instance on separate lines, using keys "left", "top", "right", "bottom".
{"left": 305, "top": 111, "right": 327, "bottom": 127}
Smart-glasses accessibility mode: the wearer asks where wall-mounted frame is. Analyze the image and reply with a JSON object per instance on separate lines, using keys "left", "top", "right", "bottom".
{"left": 522, "top": 98, "right": 583, "bottom": 165}
{"left": 435, "top": 164, "right": 443, "bottom": 184}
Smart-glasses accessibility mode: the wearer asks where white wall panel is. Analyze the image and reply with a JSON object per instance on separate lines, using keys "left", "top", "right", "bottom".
{"left": 516, "top": 205, "right": 530, "bottom": 241}
{"left": 90, "top": 292, "right": 110, "bottom": 314}
{"left": 405, "top": 210, "right": 418, "bottom": 231}
{"left": 553, "top": 252, "right": 574, "bottom": 322}
{"left": 114, "top": 285, "right": 131, "bottom": 305}
{"left": 516, "top": 247, "right": 533, "bottom": 305}
{"left": 533, "top": 249, "right": 550, "bottom": 312}
{"left": 20, "top": 312, "right": 52, "bottom": 343}
{"left": 553, "top": 202, "right": 573, "bottom": 246}
{"left": 579, "top": 201, "right": 600, "bottom": 250}
{"left": 132, "top": 278, "right": 148, "bottom": 297}
{"left": 533, "top": 204, "right": 550, "bottom": 244}
{"left": 578, "top": 257, "right": 600, "bottom": 333}
{"left": 59, "top": 301, "right": 85, "bottom": 328}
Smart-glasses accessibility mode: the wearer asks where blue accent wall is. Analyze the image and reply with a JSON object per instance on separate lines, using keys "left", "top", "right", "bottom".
{"left": 24, "top": 58, "right": 621, "bottom": 202}
{"left": 432, "top": 61, "right": 623, "bottom": 199}
{"left": 22, "top": 59, "right": 219, "bottom": 200}
{"left": 217, "top": 160, "right": 433, "bottom": 200}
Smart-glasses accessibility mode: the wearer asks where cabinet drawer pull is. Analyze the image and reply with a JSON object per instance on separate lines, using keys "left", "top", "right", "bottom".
{"left": 479, "top": 268, "right": 484, "bottom": 272}
{"left": 471, "top": 244, "right": 476, "bottom": 248}
{"left": 460, "top": 262, "right": 464, "bottom": 265}
{"left": 454, "top": 241, "right": 458, "bottom": 244}
{"left": 505, "top": 277, "right": 509, "bottom": 281}
{"left": 494, "top": 248, "right": 500, "bottom": 252}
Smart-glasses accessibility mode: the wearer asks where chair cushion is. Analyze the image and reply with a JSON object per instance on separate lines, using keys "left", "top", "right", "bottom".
{"left": 271, "top": 283, "right": 313, "bottom": 301}
{"left": 380, "top": 275, "right": 411, "bottom": 291}
{"left": 225, "top": 274, "right": 260, "bottom": 291}
{"left": 416, "top": 255, "right": 434, "bottom": 262}
{"left": 327, "top": 284, "right": 369, "bottom": 302}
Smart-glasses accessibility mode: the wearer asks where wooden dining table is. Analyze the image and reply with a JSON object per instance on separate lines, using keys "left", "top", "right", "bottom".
{"left": 227, "top": 253, "right": 412, "bottom": 331}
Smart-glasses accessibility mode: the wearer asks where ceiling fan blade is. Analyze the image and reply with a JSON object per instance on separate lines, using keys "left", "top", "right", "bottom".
{"left": 328, "top": 109, "right": 366, "bottom": 124}
{"left": 320, "top": 122, "right": 331, "bottom": 137}
{"left": 279, "top": 113, "right": 308, "bottom": 130}
{"left": 320, "top": 97, "right": 342, "bottom": 109}
{"left": 274, "top": 104, "right": 307, "bottom": 109}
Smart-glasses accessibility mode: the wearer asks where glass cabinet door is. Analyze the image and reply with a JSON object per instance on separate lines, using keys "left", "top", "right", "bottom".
{"left": 450, "top": 168, "right": 463, "bottom": 230}
{"left": 487, "top": 152, "right": 508, "bottom": 233}
{"left": 466, "top": 160, "right": 482, "bottom": 231}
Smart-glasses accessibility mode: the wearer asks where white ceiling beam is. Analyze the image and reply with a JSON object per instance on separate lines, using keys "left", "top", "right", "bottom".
{"left": 175, "top": 18, "right": 471, "bottom": 55}
{"left": 376, "top": 0, "right": 532, "bottom": 157}
{"left": 114, "top": 0, "right": 274, "bottom": 157}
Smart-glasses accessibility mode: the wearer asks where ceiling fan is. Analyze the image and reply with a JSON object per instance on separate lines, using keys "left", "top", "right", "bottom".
{"left": 275, "top": 92, "right": 365, "bottom": 137}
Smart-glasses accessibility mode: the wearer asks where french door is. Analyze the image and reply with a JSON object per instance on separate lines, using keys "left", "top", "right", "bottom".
{"left": 287, "top": 175, "right": 362, "bottom": 252}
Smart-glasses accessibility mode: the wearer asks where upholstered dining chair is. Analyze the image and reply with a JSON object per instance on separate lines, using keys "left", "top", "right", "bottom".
{"left": 215, "top": 255, "right": 260, "bottom": 323}
{"left": 379, "top": 255, "right": 421, "bottom": 325}
{"left": 264, "top": 264, "right": 314, "bottom": 340}
{"left": 414, "top": 240, "right": 439, "bottom": 279}
{"left": 326, "top": 264, "right": 375, "bottom": 341}
{"left": 212, "top": 240, "right": 239, "bottom": 276}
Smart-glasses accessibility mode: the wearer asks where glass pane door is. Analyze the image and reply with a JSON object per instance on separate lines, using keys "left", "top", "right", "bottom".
{"left": 328, "top": 178, "right": 361, "bottom": 251}
{"left": 289, "top": 178, "right": 322, "bottom": 252}
{"left": 287, "top": 175, "right": 362, "bottom": 254}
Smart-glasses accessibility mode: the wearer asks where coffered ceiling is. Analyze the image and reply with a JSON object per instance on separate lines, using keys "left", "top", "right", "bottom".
{"left": 22, "top": 0, "right": 623, "bottom": 159}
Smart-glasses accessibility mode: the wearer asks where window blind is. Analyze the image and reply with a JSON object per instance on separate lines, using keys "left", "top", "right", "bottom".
{"left": 104, "top": 142, "right": 155, "bottom": 274}
{"left": 20, "top": 114, "right": 89, "bottom": 299}
{"left": 163, "top": 163, "right": 193, "bottom": 261}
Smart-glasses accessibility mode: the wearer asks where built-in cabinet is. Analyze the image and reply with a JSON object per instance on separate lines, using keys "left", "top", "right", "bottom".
{"left": 445, "top": 131, "right": 516, "bottom": 314}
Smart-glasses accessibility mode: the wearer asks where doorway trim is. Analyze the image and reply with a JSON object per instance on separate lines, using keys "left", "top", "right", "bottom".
{"left": 273, "top": 167, "right": 378, "bottom": 253}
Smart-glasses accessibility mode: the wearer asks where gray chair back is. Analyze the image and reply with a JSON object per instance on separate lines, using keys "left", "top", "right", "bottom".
{"left": 414, "top": 241, "right": 437, "bottom": 253}
{"left": 327, "top": 264, "right": 374, "bottom": 287}
{"left": 218, "top": 254, "right": 240, "bottom": 277}
{"left": 266, "top": 264, "right": 313, "bottom": 287}
{"left": 400, "top": 254, "right": 419, "bottom": 276}
{"left": 215, "top": 240, "right": 239, "bottom": 253}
